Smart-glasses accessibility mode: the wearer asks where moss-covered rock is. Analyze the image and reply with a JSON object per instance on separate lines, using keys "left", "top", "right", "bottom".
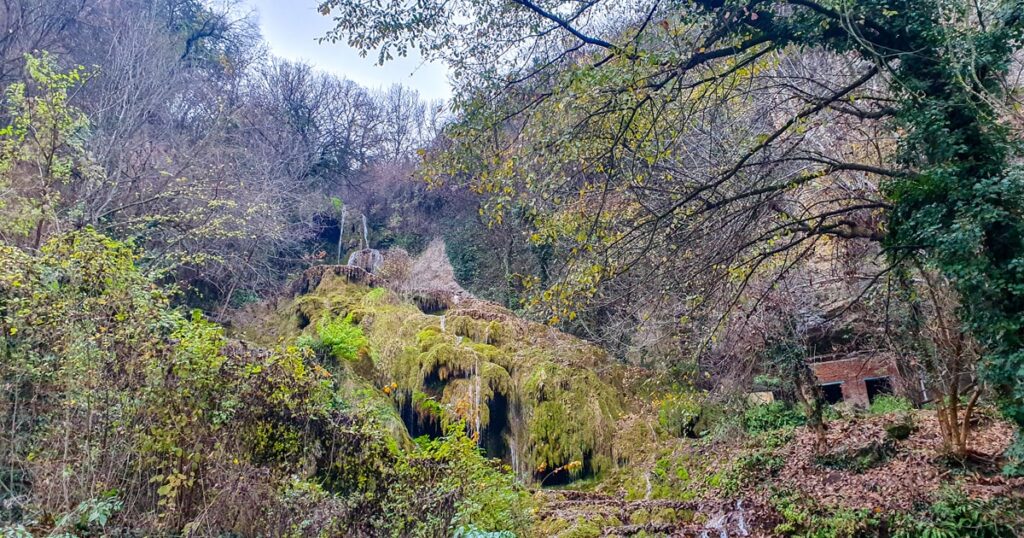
{"left": 231, "top": 266, "right": 630, "bottom": 484}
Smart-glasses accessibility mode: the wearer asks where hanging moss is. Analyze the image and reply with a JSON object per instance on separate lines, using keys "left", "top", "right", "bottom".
{"left": 447, "top": 314, "right": 505, "bottom": 345}
{"left": 232, "top": 266, "right": 630, "bottom": 483}
{"left": 411, "top": 390, "right": 444, "bottom": 428}
{"left": 519, "top": 362, "right": 621, "bottom": 476}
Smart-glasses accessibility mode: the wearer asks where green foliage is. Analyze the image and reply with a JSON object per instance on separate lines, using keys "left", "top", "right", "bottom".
{"left": 53, "top": 492, "right": 124, "bottom": 536}
{"left": 743, "top": 402, "right": 806, "bottom": 433}
{"left": 863, "top": 1, "right": 1024, "bottom": 468}
{"left": 646, "top": 452, "right": 704, "bottom": 501}
{"left": 892, "top": 487, "right": 1022, "bottom": 538}
{"left": 656, "top": 389, "right": 703, "bottom": 438}
{"left": 771, "top": 491, "right": 881, "bottom": 538}
{"left": 869, "top": 396, "right": 914, "bottom": 415}
{"left": 0, "top": 52, "right": 96, "bottom": 242}
{"left": 0, "top": 230, "right": 531, "bottom": 535}
{"left": 323, "top": 0, "right": 1024, "bottom": 470}
{"left": 718, "top": 429, "right": 793, "bottom": 496}
{"left": 430, "top": 428, "right": 534, "bottom": 536}
{"left": 447, "top": 233, "right": 481, "bottom": 288}
{"left": 317, "top": 314, "right": 368, "bottom": 361}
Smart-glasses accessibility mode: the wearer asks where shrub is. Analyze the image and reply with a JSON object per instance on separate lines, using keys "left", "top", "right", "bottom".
{"left": 657, "top": 390, "right": 703, "bottom": 437}
{"left": 743, "top": 402, "right": 806, "bottom": 433}
{"left": 317, "top": 314, "right": 368, "bottom": 361}
{"left": 869, "top": 395, "right": 913, "bottom": 415}
{"left": 416, "top": 427, "right": 533, "bottom": 536}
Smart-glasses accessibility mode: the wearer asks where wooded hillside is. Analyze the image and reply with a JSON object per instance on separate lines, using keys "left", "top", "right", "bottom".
{"left": 3, "top": 1, "right": 1024, "bottom": 536}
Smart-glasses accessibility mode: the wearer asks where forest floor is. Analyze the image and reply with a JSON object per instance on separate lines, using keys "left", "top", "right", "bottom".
{"left": 532, "top": 408, "right": 1024, "bottom": 537}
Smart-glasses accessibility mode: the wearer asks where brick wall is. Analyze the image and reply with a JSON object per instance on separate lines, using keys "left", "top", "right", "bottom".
{"left": 810, "top": 356, "right": 900, "bottom": 407}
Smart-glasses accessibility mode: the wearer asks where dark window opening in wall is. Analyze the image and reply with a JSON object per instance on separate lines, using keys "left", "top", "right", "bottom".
{"left": 820, "top": 382, "right": 844, "bottom": 405}
{"left": 865, "top": 377, "right": 893, "bottom": 403}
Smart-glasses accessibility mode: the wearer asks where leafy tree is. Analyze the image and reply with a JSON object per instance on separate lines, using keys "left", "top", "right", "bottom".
{"left": 0, "top": 52, "right": 97, "bottom": 248}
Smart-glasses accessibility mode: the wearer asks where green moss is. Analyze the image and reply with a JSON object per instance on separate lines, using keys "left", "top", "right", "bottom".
{"left": 521, "top": 362, "right": 620, "bottom": 475}
{"left": 448, "top": 315, "right": 505, "bottom": 344}
{"left": 535, "top": 517, "right": 571, "bottom": 536}
{"left": 238, "top": 272, "right": 628, "bottom": 484}
{"left": 630, "top": 508, "right": 651, "bottom": 525}
{"left": 558, "top": 518, "right": 601, "bottom": 538}
{"left": 652, "top": 507, "right": 678, "bottom": 524}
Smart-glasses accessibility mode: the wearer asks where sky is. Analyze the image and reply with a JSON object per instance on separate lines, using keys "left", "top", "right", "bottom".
{"left": 244, "top": 0, "right": 452, "bottom": 101}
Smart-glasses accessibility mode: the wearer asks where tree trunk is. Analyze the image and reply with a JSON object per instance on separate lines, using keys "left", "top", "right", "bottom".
{"left": 793, "top": 359, "right": 827, "bottom": 453}
{"left": 937, "top": 387, "right": 982, "bottom": 459}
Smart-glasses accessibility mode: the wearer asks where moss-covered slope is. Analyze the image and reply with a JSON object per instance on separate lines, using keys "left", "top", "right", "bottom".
{"left": 233, "top": 264, "right": 626, "bottom": 481}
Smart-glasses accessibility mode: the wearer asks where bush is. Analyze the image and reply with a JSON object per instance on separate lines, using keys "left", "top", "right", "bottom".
{"left": 436, "top": 428, "right": 534, "bottom": 536}
{"left": 869, "top": 395, "right": 913, "bottom": 415}
{"left": 317, "top": 314, "right": 368, "bottom": 361}
{"left": 743, "top": 402, "right": 806, "bottom": 433}
{"left": 657, "top": 390, "right": 703, "bottom": 437}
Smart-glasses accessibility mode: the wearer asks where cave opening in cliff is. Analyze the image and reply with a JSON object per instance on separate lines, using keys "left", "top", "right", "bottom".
{"left": 481, "top": 392, "right": 510, "bottom": 460}
{"left": 401, "top": 392, "right": 444, "bottom": 440}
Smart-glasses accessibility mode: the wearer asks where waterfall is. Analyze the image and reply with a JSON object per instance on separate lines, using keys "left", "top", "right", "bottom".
{"left": 508, "top": 437, "right": 518, "bottom": 478}
{"left": 361, "top": 213, "right": 369, "bottom": 249}
{"left": 336, "top": 209, "right": 346, "bottom": 264}
{"left": 507, "top": 404, "right": 525, "bottom": 480}
{"left": 440, "top": 314, "right": 446, "bottom": 333}
{"left": 474, "top": 354, "right": 481, "bottom": 443}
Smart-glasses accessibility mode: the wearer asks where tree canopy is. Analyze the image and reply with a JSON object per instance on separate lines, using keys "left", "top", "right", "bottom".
{"left": 320, "top": 0, "right": 1024, "bottom": 468}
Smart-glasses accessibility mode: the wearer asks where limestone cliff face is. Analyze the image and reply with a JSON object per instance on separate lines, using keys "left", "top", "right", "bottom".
{"left": 232, "top": 239, "right": 634, "bottom": 482}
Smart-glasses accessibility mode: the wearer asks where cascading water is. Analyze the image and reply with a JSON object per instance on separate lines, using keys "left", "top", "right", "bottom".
{"left": 508, "top": 437, "right": 519, "bottom": 479}
{"left": 361, "top": 213, "right": 369, "bottom": 249}
{"left": 336, "top": 209, "right": 346, "bottom": 264}
{"left": 440, "top": 314, "right": 446, "bottom": 333}
{"left": 507, "top": 404, "right": 526, "bottom": 480}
